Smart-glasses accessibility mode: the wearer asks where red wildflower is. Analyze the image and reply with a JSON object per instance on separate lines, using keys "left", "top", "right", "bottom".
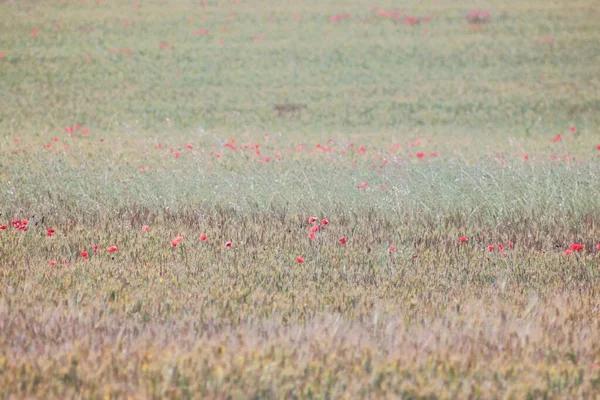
{"left": 523, "top": 154, "right": 529, "bottom": 160}
{"left": 107, "top": 246, "right": 118, "bottom": 253}
{"left": 172, "top": 236, "right": 184, "bottom": 247}
{"left": 569, "top": 243, "right": 584, "bottom": 251}
{"left": 47, "top": 228, "right": 56, "bottom": 237}
{"left": 356, "top": 182, "right": 368, "bottom": 189}
{"left": 570, "top": 126, "right": 576, "bottom": 133}
{"left": 459, "top": 236, "right": 468, "bottom": 243}
{"left": 264, "top": 156, "right": 270, "bottom": 163}
{"left": 308, "top": 217, "right": 317, "bottom": 223}
{"left": 310, "top": 225, "right": 319, "bottom": 233}
{"left": 389, "top": 246, "right": 396, "bottom": 253}
{"left": 140, "top": 166, "right": 146, "bottom": 173}
{"left": 0, "top": 225, "right": 7, "bottom": 230}
{"left": 412, "top": 254, "right": 419, "bottom": 259}
{"left": 193, "top": 28, "right": 209, "bottom": 35}
{"left": 186, "top": 143, "right": 193, "bottom": 149}
{"left": 321, "top": 219, "right": 328, "bottom": 226}
{"left": 225, "top": 241, "right": 232, "bottom": 248}
{"left": 296, "top": 256, "right": 304, "bottom": 263}
{"left": 498, "top": 243, "right": 504, "bottom": 250}
{"left": 487, "top": 245, "right": 495, "bottom": 252}
{"left": 93, "top": 245, "right": 98, "bottom": 253}
{"left": 552, "top": 134, "right": 562, "bottom": 143}
{"left": 141, "top": 225, "right": 149, "bottom": 232}
{"left": 199, "top": 233, "right": 207, "bottom": 242}
{"left": 174, "top": 151, "right": 181, "bottom": 158}
{"left": 416, "top": 152, "right": 425, "bottom": 159}
{"left": 596, "top": 144, "right": 600, "bottom": 151}
{"left": 49, "top": 260, "right": 57, "bottom": 266}
{"left": 564, "top": 249, "right": 572, "bottom": 256}
{"left": 339, "top": 237, "right": 346, "bottom": 245}
{"left": 508, "top": 241, "right": 514, "bottom": 248}
{"left": 596, "top": 243, "right": 600, "bottom": 250}
{"left": 81, "top": 251, "right": 89, "bottom": 260}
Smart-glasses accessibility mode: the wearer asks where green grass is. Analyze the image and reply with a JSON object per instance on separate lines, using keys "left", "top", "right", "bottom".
{"left": 1, "top": 0, "right": 600, "bottom": 398}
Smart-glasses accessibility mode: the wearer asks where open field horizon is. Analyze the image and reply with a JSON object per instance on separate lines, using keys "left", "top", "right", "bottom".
{"left": 1, "top": 0, "right": 600, "bottom": 398}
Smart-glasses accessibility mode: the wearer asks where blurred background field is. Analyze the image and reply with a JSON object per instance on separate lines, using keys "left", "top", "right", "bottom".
{"left": 1, "top": 0, "right": 600, "bottom": 398}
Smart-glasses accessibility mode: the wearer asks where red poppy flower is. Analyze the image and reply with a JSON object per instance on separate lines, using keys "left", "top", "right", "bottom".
{"left": 107, "top": 246, "right": 118, "bottom": 253}
{"left": 356, "top": 182, "right": 368, "bottom": 189}
{"left": 174, "top": 151, "right": 181, "bottom": 158}
{"left": 186, "top": 143, "right": 193, "bottom": 149}
{"left": 412, "top": 254, "right": 418, "bottom": 259}
{"left": 389, "top": 246, "right": 396, "bottom": 253}
{"left": 569, "top": 243, "right": 584, "bottom": 251}
{"left": 12, "top": 219, "right": 20, "bottom": 228}
{"left": 81, "top": 251, "right": 89, "bottom": 260}
{"left": 416, "top": 152, "right": 425, "bottom": 159}
{"left": 264, "top": 156, "right": 270, "bottom": 163}
{"left": 0, "top": 225, "right": 7, "bottom": 230}
{"left": 459, "top": 236, "right": 468, "bottom": 243}
{"left": 552, "top": 134, "right": 562, "bottom": 143}
{"left": 596, "top": 243, "right": 600, "bottom": 250}
{"left": 142, "top": 225, "right": 149, "bottom": 232}
{"left": 308, "top": 217, "right": 317, "bottom": 223}
{"left": 296, "top": 256, "right": 304, "bottom": 263}
{"left": 523, "top": 154, "right": 529, "bottom": 160}
{"left": 321, "top": 219, "right": 328, "bottom": 226}
{"left": 498, "top": 243, "right": 504, "bottom": 250}
{"left": 570, "top": 126, "right": 576, "bottom": 133}
{"left": 310, "top": 225, "right": 319, "bottom": 233}
{"left": 339, "top": 237, "right": 346, "bottom": 245}
{"left": 47, "top": 228, "right": 56, "bottom": 237}
{"left": 199, "top": 233, "right": 207, "bottom": 241}
{"left": 49, "top": 260, "right": 57, "bottom": 266}
{"left": 508, "top": 241, "right": 514, "bottom": 248}
{"left": 21, "top": 219, "right": 28, "bottom": 226}
{"left": 172, "top": 236, "right": 184, "bottom": 247}
{"left": 309, "top": 232, "right": 315, "bottom": 240}
{"left": 564, "top": 249, "right": 572, "bottom": 256}
{"left": 225, "top": 241, "right": 232, "bottom": 248}
{"left": 487, "top": 245, "right": 495, "bottom": 252}
{"left": 140, "top": 166, "right": 146, "bottom": 173}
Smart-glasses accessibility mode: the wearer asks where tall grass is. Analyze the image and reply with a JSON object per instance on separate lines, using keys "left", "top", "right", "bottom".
{"left": 1, "top": 0, "right": 600, "bottom": 398}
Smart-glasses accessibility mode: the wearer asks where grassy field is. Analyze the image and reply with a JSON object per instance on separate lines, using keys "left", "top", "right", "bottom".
{"left": 1, "top": 0, "right": 600, "bottom": 398}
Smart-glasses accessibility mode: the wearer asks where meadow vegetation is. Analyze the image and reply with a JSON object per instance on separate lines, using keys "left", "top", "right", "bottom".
{"left": 1, "top": 0, "right": 600, "bottom": 398}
